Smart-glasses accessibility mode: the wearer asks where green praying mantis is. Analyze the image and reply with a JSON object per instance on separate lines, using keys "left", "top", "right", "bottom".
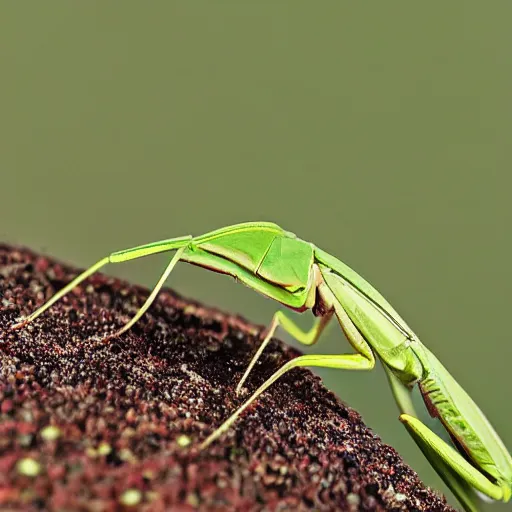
{"left": 11, "top": 222, "right": 511, "bottom": 511}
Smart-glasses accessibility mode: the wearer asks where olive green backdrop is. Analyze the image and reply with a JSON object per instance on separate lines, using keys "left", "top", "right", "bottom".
{"left": 1, "top": 3, "right": 510, "bottom": 510}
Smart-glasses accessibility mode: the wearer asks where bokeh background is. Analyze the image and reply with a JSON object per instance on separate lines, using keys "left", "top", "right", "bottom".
{"left": 1, "top": 3, "right": 510, "bottom": 510}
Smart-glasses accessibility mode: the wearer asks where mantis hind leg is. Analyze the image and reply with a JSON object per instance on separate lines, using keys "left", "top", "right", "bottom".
{"left": 235, "top": 310, "right": 333, "bottom": 394}
{"left": 11, "top": 235, "right": 193, "bottom": 332}
{"left": 201, "top": 352, "right": 374, "bottom": 450}
{"left": 201, "top": 309, "right": 375, "bottom": 449}
{"left": 384, "top": 367, "right": 502, "bottom": 509}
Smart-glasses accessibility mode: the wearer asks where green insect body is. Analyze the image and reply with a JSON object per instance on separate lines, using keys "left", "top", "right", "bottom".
{"left": 12, "top": 222, "right": 511, "bottom": 511}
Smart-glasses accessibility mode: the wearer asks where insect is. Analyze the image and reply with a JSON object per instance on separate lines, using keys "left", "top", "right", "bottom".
{"left": 12, "top": 222, "right": 511, "bottom": 511}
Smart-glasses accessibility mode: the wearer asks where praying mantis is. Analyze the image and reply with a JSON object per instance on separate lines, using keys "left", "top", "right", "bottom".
{"left": 11, "top": 222, "right": 511, "bottom": 511}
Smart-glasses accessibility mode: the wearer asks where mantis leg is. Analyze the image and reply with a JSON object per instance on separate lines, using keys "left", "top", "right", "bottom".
{"left": 200, "top": 352, "right": 374, "bottom": 450}
{"left": 384, "top": 367, "right": 499, "bottom": 510}
{"left": 201, "top": 308, "right": 375, "bottom": 449}
{"left": 399, "top": 414, "right": 505, "bottom": 504}
{"left": 108, "top": 246, "right": 187, "bottom": 338}
{"left": 11, "top": 235, "right": 192, "bottom": 330}
{"left": 235, "top": 310, "right": 334, "bottom": 394}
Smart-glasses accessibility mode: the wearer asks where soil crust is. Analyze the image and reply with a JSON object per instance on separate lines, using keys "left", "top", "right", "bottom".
{"left": 0, "top": 245, "right": 455, "bottom": 511}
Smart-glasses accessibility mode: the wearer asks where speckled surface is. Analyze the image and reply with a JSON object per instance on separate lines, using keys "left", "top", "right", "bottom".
{"left": 0, "top": 245, "right": 455, "bottom": 511}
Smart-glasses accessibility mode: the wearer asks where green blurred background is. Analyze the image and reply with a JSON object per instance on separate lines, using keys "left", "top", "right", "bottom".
{"left": 1, "top": 3, "right": 510, "bottom": 510}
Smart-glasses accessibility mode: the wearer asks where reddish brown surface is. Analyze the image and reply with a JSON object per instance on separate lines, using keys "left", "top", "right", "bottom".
{"left": 0, "top": 245, "right": 455, "bottom": 511}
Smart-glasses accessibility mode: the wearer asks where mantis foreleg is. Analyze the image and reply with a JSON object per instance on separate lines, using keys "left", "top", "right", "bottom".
{"left": 236, "top": 311, "right": 333, "bottom": 394}
{"left": 400, "top": 415, "right": 506, "bottom": 502}
{"left": 383, "top": 366, "right": 497, "bottom": 511}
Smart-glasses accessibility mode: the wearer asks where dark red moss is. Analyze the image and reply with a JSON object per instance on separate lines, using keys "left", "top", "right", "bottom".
{"left": 0, "top": 245, "right": 455, "bottom": 511}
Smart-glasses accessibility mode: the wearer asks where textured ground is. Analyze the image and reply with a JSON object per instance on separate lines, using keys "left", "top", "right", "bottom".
{"left": 0, "top": 244, "right": 455, "bottom": 511}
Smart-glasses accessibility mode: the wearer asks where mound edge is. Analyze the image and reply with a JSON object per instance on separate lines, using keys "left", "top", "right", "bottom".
{"left": 0, "top": 244, "right": 454, "bottom": 511}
